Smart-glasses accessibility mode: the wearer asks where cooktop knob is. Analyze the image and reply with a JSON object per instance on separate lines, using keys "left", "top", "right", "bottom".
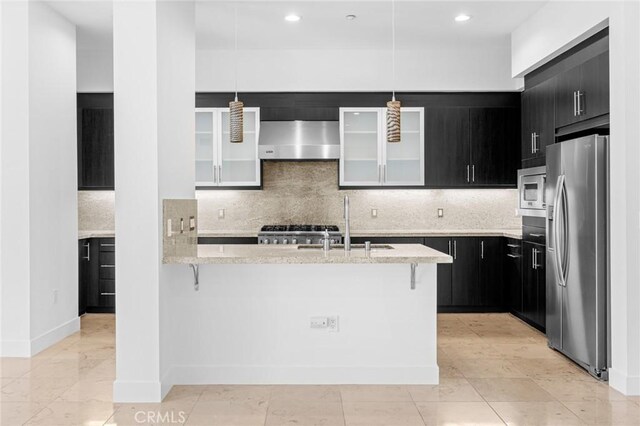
{"left": 283, "top": 238, "right": 289, "bottom": 244}
{"left": 292, "top": 238, "right": 298, "bottom": 244}
{"left": 273, "top": 239, "right": 279, "bottom": 244}
{"left": 306, "top": 238, "right": 312, "bottom": 244}
{"left": 262, "top": 239, "right": 270, "bottom": 244}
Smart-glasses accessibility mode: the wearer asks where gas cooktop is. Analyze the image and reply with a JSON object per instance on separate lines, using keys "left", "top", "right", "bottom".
{"left": 258, "top": 224, "right": 342, "bottom": 245}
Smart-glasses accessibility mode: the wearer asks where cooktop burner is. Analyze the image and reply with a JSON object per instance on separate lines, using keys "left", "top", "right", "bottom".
{"left": 258, "top": 224, "right": 342, "bottom": 245}
{"left": 260, "top": 225, "right": 340, "bottom": 233}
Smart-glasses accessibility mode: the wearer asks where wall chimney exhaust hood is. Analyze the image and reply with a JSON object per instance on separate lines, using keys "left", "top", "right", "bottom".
{"left": 259, "top": 121, "right": 339, "bottom": 160}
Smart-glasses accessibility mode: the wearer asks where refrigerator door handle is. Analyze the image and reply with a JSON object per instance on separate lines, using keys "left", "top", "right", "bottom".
{"left": 560, "top": 177, "right": 570, "bottom": 285}
{"left": 553, "top": 174, "right": 566, "bottom": 286}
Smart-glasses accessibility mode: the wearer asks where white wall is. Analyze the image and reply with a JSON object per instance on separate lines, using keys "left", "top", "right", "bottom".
{"left": 78, "top": 37, "right": 521, "bottom": 93}
{"left": 0, "top": 1, "right": 79, "bottom": 356}
{"left": 512, "top": 0, "right": 640, "bottom": 396}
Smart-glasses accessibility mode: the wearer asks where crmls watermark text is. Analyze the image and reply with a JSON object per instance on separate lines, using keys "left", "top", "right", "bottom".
{"left": 134, "top": 410, "right": 187, "bottom": 424}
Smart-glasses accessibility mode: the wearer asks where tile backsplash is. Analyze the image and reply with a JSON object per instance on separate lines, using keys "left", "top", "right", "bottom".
{"left": 78, "top": 162, "right": 521, "bottom": 233}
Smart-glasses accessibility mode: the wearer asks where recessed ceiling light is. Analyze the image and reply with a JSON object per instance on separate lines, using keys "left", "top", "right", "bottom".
{"left": 455, "top": 14, "right": 471, "bottom": 22}
{"left": 285, "top": 14, "right": 301, "bottom": 22}
{"left": 346, "top": 14, "right": 357, "bottom": 20}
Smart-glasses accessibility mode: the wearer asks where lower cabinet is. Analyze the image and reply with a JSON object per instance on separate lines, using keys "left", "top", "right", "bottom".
{"left": 522, "top": 241, "right": 546, "bottom": 331}
{"left": 505, "top": 239, "right": 524, "bottom": 315}
{"left": 79, "top": 237, "right": 115, "bottom": 314}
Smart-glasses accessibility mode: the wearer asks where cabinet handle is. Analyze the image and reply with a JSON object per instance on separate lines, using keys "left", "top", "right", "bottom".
{"left": 573, "top": 91, "right": 577, "bottom": 116}
{"left": 466, "top": 165, "right": 470, "bottom": 183}
{"left": 481, "top": 240, "right": 484, "bottom": 259}
{"left": 472, "top": 165, "right": 475, "bottom": 183}
{"left": 530, "top": 233, "right": 545, "bottom": 237}
{"left": 100, "top": 264, "right": 115, "bottom": 268}
{"left": 532, "top": 248, "right": 538, "bottom": 270}
{"left": 453, "top": 240, "right": 457, "bottom": 260}
{"left": 383, "top": 164, "right": 386, "bottom": 183}
{"left": 507, "top": 244, "right": 520, "bottom": 248}
{"left": 100, "top": 243, "right": 115, "bottom": 247}
{"left": 507, "top": 253, "right": 521, "bottom": 258}
{"left": 218, "top": 164, "right": 222, "bottom": 183}
{"left": 576, "top": 90, "right": 583, "bottom": 115}
{"left": 531, "top": 133, "right": 535, "bottom": 154}
{"left": 378, "top": 164, "right": 382, "bottom": 184}
{"left": 100, "top": 292, "right": 116, "bottom": 296}
{"left": 83, "top": 242, "right": 90, "bottom": 261}
{"left": 448, "top": 240, "right": 451, "bottom": 256}
{"left": 532, "top": 133, "right": 538, "bottom": 153}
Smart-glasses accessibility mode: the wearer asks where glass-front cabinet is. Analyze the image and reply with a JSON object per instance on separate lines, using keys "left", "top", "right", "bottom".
{"left": 339, "top": 107, "right": 424, "bottom": 187}
{"left": 195, "top": 107, "right": 260, "bottom": 187}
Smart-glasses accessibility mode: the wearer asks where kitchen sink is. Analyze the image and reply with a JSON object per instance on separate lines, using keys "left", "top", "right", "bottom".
{"left": 297, "top": 244, "right": 394, "bottom": 250}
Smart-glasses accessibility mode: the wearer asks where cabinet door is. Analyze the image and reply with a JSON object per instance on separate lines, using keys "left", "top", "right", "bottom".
{"left": 218, "top": 108, "right": 261, "bottom": 186}
{"left": 78, "top": 108, "right": 114, "bottom": 189}
{"left": 83, "top": 239, "right": 100, "bottom": 309}
{"left": 425, "top": 237, "right": 453, "bottom": 307}
{"left": 534, "top": 246, "right": 546, "bottom": 329}
{"left": 78, "top": 240, "right": 89, "bottom": 316}
{"left": 383, "top": 108, "right": 424, "bottom": 186}
{"left": 555, "top": 66, "right": 582, "bottom": 128}
{"left": 533, "top": 78, "right": 556, "bottom": 159}
{"left": 452, "top": 238, "right": 479, "bottom": 306}
{"left": 478, "top": 238, "right": 504, "bottom": 308}
{"left": 195, "top": 108, "right": 217, "bottom": 186}
{"left": 340, "top": 108, "right": 382, "bottom": 186}
{"left": 470, "top": 107, "right": 520, "bottom": 186}
{"left": 424, "top": 107, "right": 470, "bottom": 187}
{"left": 521, "top": 90, "right": 535, "bottom": 162}
{"left": 579, "top": 51, "right": 609, "bottom": 121}
{"left": 505, "top": 244, "right": 523, "bottom": 315}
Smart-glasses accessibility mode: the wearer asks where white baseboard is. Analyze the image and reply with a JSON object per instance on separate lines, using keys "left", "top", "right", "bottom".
{"left": 0, "top": 317, "right": 80, "bottom": 357}
{"left": 609, "top": 368, "right": 640, "bottom": 396}
{"left": 30, "top": 317, "right": 80, "bottom": 356}
{"left": 113, "top": 380, "right": 164, "bottom": 403}
{"left": 169, "top": 365, "right": 440, "bottom": 385}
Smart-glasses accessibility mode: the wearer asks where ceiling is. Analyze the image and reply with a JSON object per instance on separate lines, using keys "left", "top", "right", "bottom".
{"left": 48, "top": 1, "right": 547, "bottom": 51}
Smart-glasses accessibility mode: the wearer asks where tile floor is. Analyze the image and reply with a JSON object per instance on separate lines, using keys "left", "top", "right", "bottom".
{"left": 2, "top": 313, "right": 639, "bottom": 425}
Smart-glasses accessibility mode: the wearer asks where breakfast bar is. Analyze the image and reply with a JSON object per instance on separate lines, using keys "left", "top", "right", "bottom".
{"left": 163, "top": 243, "right": 452, "bottom": 385}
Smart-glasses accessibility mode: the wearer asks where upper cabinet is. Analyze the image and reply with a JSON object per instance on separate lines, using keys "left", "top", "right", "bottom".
{"left": 339, "top": 107, "right": 425, "bottom": 187}
{"left": 424, "top": 106, "right": 519, "bottom": 188}
{"left": 77, "top": 93, "right": 114, "bottom": 190}
{"left": 195, "top": 107, "right": 261, "bottom": 188}
{"left": 555, "top": 51, "right": 609, "bottom": 128}
{"left": 521, "top": 78, "right": 555, "bottom": 166}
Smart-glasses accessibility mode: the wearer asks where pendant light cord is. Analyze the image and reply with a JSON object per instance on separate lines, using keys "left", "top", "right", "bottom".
{"left": 234, "top": 4, "right": 238, "bottom": 102}
{"left": 391, "top": 0, "right": 396, "bottom": 102}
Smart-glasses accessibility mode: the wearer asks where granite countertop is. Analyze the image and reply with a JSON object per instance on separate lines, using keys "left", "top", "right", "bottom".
{"left": 78, "top": 230, "right": 116, "bottom": 240}
{"left": 198, "top": 229, "right": 523, "bottom": 240}
{"left": 163, "top": 244, "right": 453, "bottom": 265}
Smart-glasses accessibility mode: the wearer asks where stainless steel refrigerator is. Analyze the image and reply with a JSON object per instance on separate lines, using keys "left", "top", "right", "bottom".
{"left": 546, "top": 134, "right": 609, "bottom": 380}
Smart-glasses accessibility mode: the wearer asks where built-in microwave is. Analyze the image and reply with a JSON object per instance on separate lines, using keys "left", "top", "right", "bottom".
{"left": 517, "top": 166, "right": 546, "bottom": 217}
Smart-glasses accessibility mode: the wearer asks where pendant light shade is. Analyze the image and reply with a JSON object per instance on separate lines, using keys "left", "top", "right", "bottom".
{"left": 230, "top": 4, "right": 244, "bottom": 143}
{"left": 229, "top": 98, "right": 244, "bottom": 143}
{"left": 386, "top": 99, "right": 401, "bottom": 143}
{"left": 386, "top": 0, "right": 401, "bottom": 143}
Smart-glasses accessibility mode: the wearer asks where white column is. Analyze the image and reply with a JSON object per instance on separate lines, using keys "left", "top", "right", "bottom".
{"left": 0, "top": 1, "right": 78, "bottom": 357}
{"left": 113, "top": 0, "right": 194, "bottom": 402}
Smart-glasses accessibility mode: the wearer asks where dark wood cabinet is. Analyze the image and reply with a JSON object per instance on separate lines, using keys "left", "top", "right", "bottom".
{"left": 425, "top": 108, "right": 470, "bottom": 187}
{"left": 77, "top": 93, "right": 114, "bottom": 190}
{"left": 522, "top": 241, "right": 545, "bottom": 331}
{"left": 555, "top": 51, "right": 609, "bottom": 129}
{"left": 424, "top": 237, "right": 453, "bottom": 308}
{"left": 79, "top": 237, "right": 115, "bottom": 314}
{"left": 504, "top": 239, "right": 523, "bottom": 315}
{"left": 451, "top": 237, "right": 480, "bottom": 306}
{"left": 478, "top": 238, "right": 504, "bottom": 308}
{"left": 521, "top": 78, "right": 556, "bottom": 167}
{"left": 470, "top": 108, "right": 520, "bottom": 186}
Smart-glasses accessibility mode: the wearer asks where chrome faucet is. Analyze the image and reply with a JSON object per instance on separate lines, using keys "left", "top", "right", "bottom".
{"left": 344, "top": 195, "right": 351, "bottom": 252}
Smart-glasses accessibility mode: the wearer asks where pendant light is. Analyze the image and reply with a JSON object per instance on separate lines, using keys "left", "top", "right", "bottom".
{"left": 386, "top": 0, "right": 401, "bottom": 143}
{"left": 229, "top": 4, "right": 244, "bottom": 143}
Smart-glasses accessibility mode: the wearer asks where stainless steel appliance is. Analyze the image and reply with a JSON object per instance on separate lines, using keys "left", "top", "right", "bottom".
{"left": 258, "top": 225, "right": 342, "bottom": 245}
{"left": 517, "top": 166, "right": 547, "bottom": 217}
{"left": 259, "top": 121, "right": 340, "bottom": 160}
{"left": 546, "top": 134, "right": 609, "bottom": 380}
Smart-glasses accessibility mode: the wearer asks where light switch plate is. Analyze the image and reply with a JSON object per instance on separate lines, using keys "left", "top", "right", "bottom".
{"left": 371, "top": 208, "right": 378, "bottom": 218}
{"left": 437, "top": 208, "right": 444, "bottom": 218}
{"left": 218, "top": 209, "right": 225, "bottom": 219}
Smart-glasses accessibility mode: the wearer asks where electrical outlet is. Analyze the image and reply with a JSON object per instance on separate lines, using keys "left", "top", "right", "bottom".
{"left": 327, "top": 316, "right": 339, "bottom": 332}
{"left": 310, "top": 316, "right": 339, "bottom": 332}
{"left": 371, "top": 208, "right": 378, "bottom": 218}
{"left": 218, "top": 209, "right": 225, "bottom": 219}
{"left": 437, "top": 208, "right": 444, "bottom": 218}
{"left": 310, "top": 316, "right": 328, "bottom": 329}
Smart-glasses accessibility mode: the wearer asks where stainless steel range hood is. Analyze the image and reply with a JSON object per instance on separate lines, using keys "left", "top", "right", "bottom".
{"left": 258, "top": 121, "right": 339, "bottom": 160}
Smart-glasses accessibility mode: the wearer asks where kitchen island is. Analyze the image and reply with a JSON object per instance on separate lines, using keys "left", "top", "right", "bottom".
{"left": 162, "top": 244, "right": 451, "bottom": 385}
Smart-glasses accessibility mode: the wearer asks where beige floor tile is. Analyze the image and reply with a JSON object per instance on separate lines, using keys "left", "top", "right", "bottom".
{"left": 340, "top": 385, "right": 412, "bottom": 402}
{"left": 564, "top": 400, "right": 640, "bottom": 425}
{"left": 83, "top": 358, "right": 116, "bottom": 380}
{"left": 454, "top": 358, "right": 527, "bottom": 379}
{"left": 408, "top": 378, "right": 483, "bottom": 402}
{"left": 343, "top": 401, "right": 423, "bottom": 426}
{"left": 534, "top": 377, "right": 628, "bottom": 402}
{"left": 514, "top": 358, "right": 593, "bottom": 380}
{"left": 489, "top": 401, "right": 584, "bottom": 425}
{"left": 24, "top": 400, "right": 115, "bottom": 426}
{"left": 1, "top": 377, "right": 16, "bottom": 389}
{"left": 186, "top": 399, "right": 267, "bottom": 426}
{"left": 57, "top": 378, "right": 114, "bottom": 402}
{"left": 491, "top": 343, "right": 565, "bottom": 360}
{"left": 0, "top": 357, "right": 44, "bottom": 378}
{"left": 437, "top": 358, "right": 465, "bottom": 378}
{"left": 0, "top": 376, "right": 78, "bottom": 402}
{"left": 468, "top": 378, "right": 555, "bottom": 402}
{"left": 200, "top": 385, "right": 272, "bottom": 403}
{"left": 24, "top": 358, "right": 103, "bottom": 380}
{"left": 270, "top": 385, "right": 341, "bottom": 402}
{"left": 0, "top": 401, "right": 46, "bottom": 425}
{"left": 266, "top": 399, "right": 344, "bottom": 426}
{"left": 415, "top": 401, "right": 505, "bottom": 425}
{"left": 440, "top": 343, "right": 503, "bottom": 359}
{"left": 164, "top": 385, "right": 206, "bottom": 405}
{"left": 107, "top": 402, "right": 191, "bottom": 425}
